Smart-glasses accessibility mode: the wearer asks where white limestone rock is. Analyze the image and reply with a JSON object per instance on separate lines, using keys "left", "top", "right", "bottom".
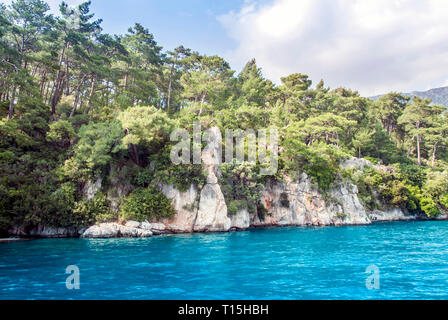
{"left": 83, "top": 178, "right": 102, "bottom": 200}
{"left": 81, "top": 223, "right": 152, "bottom": 238}
{"left": 140, "top": 221, "right": 166, "bottom": 235}
{"left": 160, "top": 183, "right": 198, "bottom": 233}
{"left": 254, "top": 173, "right": 371, "bottom": 227}
{"left": 194, "top": 183, "right": 231, "bottom": 232}
{"left": 81, "top": 223, "right": 121, "bottom": 238}
{"left": 340, "top": 157, "right": 373, "bottom": 170}
{"left": 370, "top": 208, "right": 417, "bottom": 221}
{"left": 125, "top": 221, "right": 141, "bottom": 228}
{"left": 230, "top": 209, "right": 251, "bottom": 230}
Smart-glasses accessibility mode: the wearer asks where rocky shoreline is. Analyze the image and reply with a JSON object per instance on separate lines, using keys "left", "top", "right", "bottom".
{"left": 5, "top": 150, "right": 447, "bottom": 240}
{"left": 4, "top": 214, "right": 445, "bottom": 241}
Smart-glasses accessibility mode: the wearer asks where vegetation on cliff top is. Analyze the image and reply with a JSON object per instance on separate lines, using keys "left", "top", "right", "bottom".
{"left": 1, "top": 1, "right": 447, "bottom": 234}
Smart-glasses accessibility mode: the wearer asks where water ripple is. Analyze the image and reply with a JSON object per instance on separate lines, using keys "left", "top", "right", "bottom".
{"left": 1, "top": 221, "right": 448, "bottom": 299}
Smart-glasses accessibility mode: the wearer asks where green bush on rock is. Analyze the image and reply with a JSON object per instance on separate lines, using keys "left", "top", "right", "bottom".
{"left": 74, "top": 192, "right": 115, "bottom": 224}
{"left": 220, "top": 161, "right": 266, "bottom": 216}
{"left": 119, "top": 187, "right": 175, "bottom": 222}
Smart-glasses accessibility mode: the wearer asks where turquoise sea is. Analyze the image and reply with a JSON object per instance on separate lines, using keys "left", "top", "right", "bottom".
{"left": 1, "top": 221, "right": 448, "bottom": 300}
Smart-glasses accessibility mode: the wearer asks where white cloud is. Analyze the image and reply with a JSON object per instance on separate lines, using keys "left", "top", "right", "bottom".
{"left": 219, "top": 0, "right": 448, "bottom": 96}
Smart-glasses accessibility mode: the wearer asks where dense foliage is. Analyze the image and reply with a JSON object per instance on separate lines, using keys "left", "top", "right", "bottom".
{"left": 119, "top": 187, "right": 174, "bottom": 222}
{"left": 1, "top": 1, "right": 447, "bottom": 234}
{"left": 219, "top": 161, "right": 267, "bottom": 216}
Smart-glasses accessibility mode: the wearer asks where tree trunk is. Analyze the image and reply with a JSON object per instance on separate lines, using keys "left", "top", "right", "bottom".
{"left": 51, "top": 44, "right": 67, "bottom": 114}
{"left": 7, "top": 86, "right": 16, "bottom": 120}
{"left": 65, "top": 55, "right": 70, "bottom": 95}
{"left": 44, "top": 80, "right": 51, "bottom": 105}
{"left": 130, "top": 143, "right": 140, "bottom": 166}
{"left": 84, "top": 76, "right": 96, "bottom": 114}
{"left": 198, "top": 92, "right": 206, "bottom": 116}
{"left": 125, "top": 129, "right": 140, "bottom": 166}
{"left": 124, "top": 72, "right": 128, "bottom": 90}
{"left": 417, "top": 133, "right": 421, "bottom": 166}
{"left": 70, "top": 75, "right": 86, "bottom": 117}
{"left": 431, "top": 140, "right": 439, "bottom": 167}
{"left": 31, "top": 64, "right": 38, "bottom": 77}
{"left": 40, "top": 70, "right": 47, "bottom": 96}
{"left": 166, "top": 62, "right": 175, "bottom": 113}
{"left": 0, "top": 80, "right": 4, "bottom": 101}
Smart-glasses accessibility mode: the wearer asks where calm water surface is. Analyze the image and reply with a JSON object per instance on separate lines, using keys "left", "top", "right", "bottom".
{"left": 1, "top": 221, "right": 448, "bottom": 300}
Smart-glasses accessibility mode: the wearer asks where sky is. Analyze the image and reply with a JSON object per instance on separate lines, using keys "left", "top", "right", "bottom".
{"left": 2, "top": 0, "right": 448, "bottom": 96}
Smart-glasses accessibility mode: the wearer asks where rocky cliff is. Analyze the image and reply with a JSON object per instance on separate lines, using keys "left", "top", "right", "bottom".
{"left": 8, "top": 130, "right": 422, "bottom": 238}
{"left": 78, "top": 155, "right": 416, "bottom": 237}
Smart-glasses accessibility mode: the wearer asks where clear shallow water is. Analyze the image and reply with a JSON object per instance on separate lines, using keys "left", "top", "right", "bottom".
{"left": 1, "top": 221, "right": 448, "bottom": 300}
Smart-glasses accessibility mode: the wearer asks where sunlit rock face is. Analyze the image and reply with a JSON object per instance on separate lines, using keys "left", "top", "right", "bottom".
{"left": 78, "top": 168, "right": 418, "bottom": 238}
{"left": 230, "top": 209, "right": 251, "bottom": 230}
{"left": 81, "top": 223, "right": 153, "bottom": 238}
{"left": 253, "top": 173, "right": 370, "bottom": 227}
{"left": 159, "top": 173, "right": 373, "bottom": 233}
{"left": 83, "top": 178, "right": 102, "bottom": 201}
{"left": 194, "top": 182, "right": 231, "bottom": 232}
{"left": 194, "top": 127, "right": 231, "bottom": 231}
{"left": 160, "top": 183, "right": 199, "bottom": 233}
{"left": 370, "top": 208, "right": 415, "bottom": 222}
{"left": 161, "top": 127, "right": 231, "bottom": 233}
{"left": 340, "top": 157, "right": 373, "bottom": 170}
{"left": 156, "top": 133, "right": 411, "bottom": 233}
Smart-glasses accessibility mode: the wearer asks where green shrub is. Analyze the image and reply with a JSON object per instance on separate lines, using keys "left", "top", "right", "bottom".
{"left": 47, "top": 182, "right": 91, "bottom": 228}
{"left": 159, "top": 164, "right": 207, "bottom": 192}
{"left": 228, "top": 199, "right": 248, "bottom": 215}
{"left": 134, "top": 166, "right": 155, "bottom": 187}
{"left": 350, "top": 169, "right": 380, "bottom": 210}
{"left": 74, "top": 192, "right": 115, "bottom": 224}
{"left": 440, "top": 194, "right": 448, "bottom": 209}
{"left": 220, "top": 160, "right": 266, "bottom": 216}
{"left": 397, "top": 163, "right": 426, "bottom": 188}
{"left": 336, "top": 212, "right": 347, "bottom": 220}
{"left": 350, "top": 166, "right": 421, "bottom": 212}
{"left": 63, "top": 121, "right": 124, "bottom": 182}
{"left": 380, "top": 180, "right": 419, "bottom": 212}
{"left": 280, "top": 139, "right": 345, "bottom": 191}
{"left": 228, "top": 201, "right": 238, "bottom": 216}
{"left": 119, "top": 187, "right": 175, "bottom": 222}
{"left": 46, "top": 119, "right": 76, "bottom": 147}
{"left": 148, "top": 150, "right": 207, "bottom": 191}
{"left": 419, "top": 196, "right": 440, "bottom": 217}
{"left": 423, "top": 171, "right": 448, "bottom": 199}
{"left": 364, "top": 157, "right": 379, "bottom": 165}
